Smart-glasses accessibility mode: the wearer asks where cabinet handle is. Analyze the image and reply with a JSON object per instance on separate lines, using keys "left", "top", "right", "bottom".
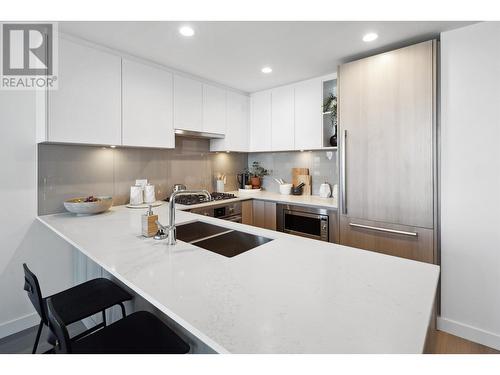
{"left": 349, "top": 222, "right": 418, "bottom": 237}
{"left": 341, "top": 129, "right": 347, "bottom": 214}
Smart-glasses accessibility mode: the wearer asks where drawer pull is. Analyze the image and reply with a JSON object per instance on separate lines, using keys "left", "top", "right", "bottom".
{"left": 348, "top": 223, "right": 418, "bottom": 237}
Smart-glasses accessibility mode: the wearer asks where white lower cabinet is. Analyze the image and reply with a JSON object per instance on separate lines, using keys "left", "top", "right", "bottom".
{"left": 210, "top": 91, "right": 249, "bottom": 152}
{"left": 122, "top": 59, "right": 174, "bottom": 148}
{"left": 40, "top": 37, "right": 122, "bottom": 145}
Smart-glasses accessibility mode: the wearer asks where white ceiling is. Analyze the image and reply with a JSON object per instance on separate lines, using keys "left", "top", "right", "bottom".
{"left": 60, "top": 21, "right": 473, "bottom": 93}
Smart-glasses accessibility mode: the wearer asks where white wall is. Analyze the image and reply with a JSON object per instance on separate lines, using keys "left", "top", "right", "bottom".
{"left": 439, "top": 21, "right": 500, "bottom": 350}
{"left": 0, "top": 90, "right": 74, "bottom": 339}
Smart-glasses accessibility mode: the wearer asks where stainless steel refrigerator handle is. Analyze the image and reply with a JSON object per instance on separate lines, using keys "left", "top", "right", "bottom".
{"left": 349, "top": 223, "right": 418, "bottom": 237}
{"left": 341, "top": 129, "right": 347, "bottom": 214}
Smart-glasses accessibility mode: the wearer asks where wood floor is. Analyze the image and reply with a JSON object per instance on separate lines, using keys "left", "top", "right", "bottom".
{"left": 425, "top": 329, "right": 499, "bottom": 354}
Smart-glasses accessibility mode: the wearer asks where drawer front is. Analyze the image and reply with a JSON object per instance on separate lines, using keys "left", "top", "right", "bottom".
{"left": 339, "top": 215, "right": 435, "bottom": 263}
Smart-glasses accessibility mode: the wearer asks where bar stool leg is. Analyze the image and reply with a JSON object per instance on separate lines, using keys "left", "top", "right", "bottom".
{"left": 119, "top": 302, "right": 126, "bottom": 318}
{"left": 32, "top": 320, "right": 43, "bottom": 354}
{"left": 102, "top": 311, "right": 107, "bottom": 327}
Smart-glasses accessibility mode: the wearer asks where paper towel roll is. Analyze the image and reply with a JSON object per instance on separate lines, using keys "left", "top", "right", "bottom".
{"left": 144, "top": 184, "right": 156, "bottom": 204}
{"left": 130, "top": 186, "right": 144, "bottom": 205}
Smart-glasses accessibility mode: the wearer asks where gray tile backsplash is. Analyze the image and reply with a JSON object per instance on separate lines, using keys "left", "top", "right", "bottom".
{"left": 38, "top": 137, "right": 247, "bottom": 215}
{"left": 248, "top": 150, "right": 338, "bottom": 194}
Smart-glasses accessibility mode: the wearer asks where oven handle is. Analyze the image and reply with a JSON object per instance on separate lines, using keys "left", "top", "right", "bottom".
{"left": 283, "top": 229, "right": 324, "bottom": 241}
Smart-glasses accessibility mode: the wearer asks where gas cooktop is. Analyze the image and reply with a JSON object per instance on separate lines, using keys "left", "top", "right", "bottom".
{"left": 165, "top": 192, "right": 236, "bottom": 206}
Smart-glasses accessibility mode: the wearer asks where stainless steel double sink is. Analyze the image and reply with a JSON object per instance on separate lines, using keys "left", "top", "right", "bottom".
{"left": 175, "top": 221, "right": 272, "bottom": 257}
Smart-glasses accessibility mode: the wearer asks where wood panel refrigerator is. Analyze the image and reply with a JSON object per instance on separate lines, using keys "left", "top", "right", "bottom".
{"left": 338, "top": 40, "right": 438, "bottom": 264}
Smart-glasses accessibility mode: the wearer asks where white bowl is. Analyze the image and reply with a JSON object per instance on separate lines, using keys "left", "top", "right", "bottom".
{"left": 279, "top": 184, "right": 293, "bottom": 195}
{"left": 64, "top": 196, "right": 113, "bottom": 215}
{"left": 238, "top": 188, "right": 261, "bottom": 193}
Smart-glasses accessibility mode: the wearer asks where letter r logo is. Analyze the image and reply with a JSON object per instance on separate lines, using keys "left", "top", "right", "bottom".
{"left": 2, "top": 24, "right": 53, "bottom": 75}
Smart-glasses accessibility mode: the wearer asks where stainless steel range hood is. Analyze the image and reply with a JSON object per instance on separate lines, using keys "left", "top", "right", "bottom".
{"left": 174, "top": 129, "right": 225, "bottom": 139}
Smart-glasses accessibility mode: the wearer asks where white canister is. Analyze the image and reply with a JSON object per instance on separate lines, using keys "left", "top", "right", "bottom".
{"left": 279, "top": 183, "right": 293, "bottom": 195}
{"left": 144, "top": 184, "right": 156, "bottom": 204}
{"left": 216, "top": 180, "right": 225, "bottom": 193}
{"left": 319, "top": 182, "right": 332, "bottom": 198}
{"left": 130, "top": 185, "right": 144, "bottom": 205}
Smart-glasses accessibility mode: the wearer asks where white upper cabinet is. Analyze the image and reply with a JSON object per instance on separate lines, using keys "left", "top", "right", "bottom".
{"left": 203, "top": 84, "right": 226, "bottom": 134}
{"left": 173, "top": 75, "right": 203, "bottom": 132}
{"left": 294, "top": 78, "right": 322, "bottom": 150}
{"left": 122, "top": 59, "right": 174, "bottom": 148}
{"left": 46, "top": 38, "right": 122, "bottom": 145}
{"left": 271, "top": 85, "right": 295, "bottom": 151}
{"left": 250, "top": 90, "right": 272, "bottom": 152}
{"left": 210, "top": 92, "right": 249, "bottom": 152}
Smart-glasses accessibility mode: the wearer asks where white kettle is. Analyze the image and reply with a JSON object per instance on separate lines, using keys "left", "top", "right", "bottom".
{"left": 319, "top": 182, "right": 332, "bottom": 198}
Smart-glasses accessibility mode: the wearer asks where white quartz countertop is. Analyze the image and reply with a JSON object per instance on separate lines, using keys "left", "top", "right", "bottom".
{"left": 37, "top": 205, "right": 439, "bottom": 353}
{"left": 175, "top": 190, "right": 337, "bottom": 211}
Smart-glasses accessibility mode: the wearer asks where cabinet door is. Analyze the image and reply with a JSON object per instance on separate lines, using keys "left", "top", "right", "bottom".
{"left": 294, "top": 78, "right": 322, "bottom": 150}
{"left": 210, "top": 91, "right": 249, "bottom": 152}
{"left": 252, "top": 200, "right": 276, "bottom": 230}
{"left": 174, "top": 75, "right": 203, "bottom": 131}
{"left": 339, "top": 41, "right": 435, "bottom": 228}
{"left": 339, "top": 216, "right": 434, "bottom": 264}
{"left": 250, "top": 90, "right": 272, "bottom": 151}
{"left": 203, "top": 84, "right": 226, "bottom": 134}
{"left": 122, "top": 59, "right": 174, "bottom": 148}
{"left": 264, "top": 201, "right": 277, "bottom": 230}
{"left": 271, "top": 85, "right": 294, "bottom": 151}
{"left": 48, "top": 38, "right": 121, "bottom": 145}
{"left": 252, "top": 200, "right": 266, "bottom": 228}
{"left": 241, "top": 200, "right": 253, "bottom": 225}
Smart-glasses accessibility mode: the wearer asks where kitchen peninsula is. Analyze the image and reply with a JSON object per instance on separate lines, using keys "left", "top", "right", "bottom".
{"left": 37, "top": 203, "right": 439, "bottom": 354}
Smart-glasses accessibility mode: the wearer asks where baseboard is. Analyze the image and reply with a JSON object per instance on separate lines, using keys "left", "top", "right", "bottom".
{"left": 0, "top": 312, "right": 40, "bottom": 340}
{"left": 437, "top": 316, "right": 500, "bottom": 351}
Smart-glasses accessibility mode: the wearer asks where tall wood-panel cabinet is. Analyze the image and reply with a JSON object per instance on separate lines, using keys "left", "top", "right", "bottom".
{"left": 338, "top": 40, "right": 437, "bottom": 264}
{"left": 122, "top": 59, "right": 174, "bottom": 148}
{"left": 37, "top": 37, "right": 122, "bottom": 145}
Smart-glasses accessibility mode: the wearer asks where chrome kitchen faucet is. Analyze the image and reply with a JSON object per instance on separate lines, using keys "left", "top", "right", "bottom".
{"left": 156, "top": 189, "right": 212, "bottom": 245}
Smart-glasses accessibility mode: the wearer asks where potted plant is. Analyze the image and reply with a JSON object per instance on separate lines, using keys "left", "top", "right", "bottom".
{"left": 249, "top": 161, "right": 269, "bottom": 189}
{"left": 323, "top": 93, "right": 338, "bottom": 146}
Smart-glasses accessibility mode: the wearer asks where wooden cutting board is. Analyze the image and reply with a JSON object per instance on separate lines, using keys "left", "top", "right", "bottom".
{"left": 296, "top": 174, "right": 312, "bottom": 195}
{"left": 292, "top": 168, "right": 309, "bottom": 186}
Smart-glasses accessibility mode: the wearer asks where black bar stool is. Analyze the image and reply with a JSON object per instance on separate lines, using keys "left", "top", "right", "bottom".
{"left": 23, "top": 263, "right": 132, "bottom": 353}
{"left": 47, "top": 298, "right": 190, "bottom": 354}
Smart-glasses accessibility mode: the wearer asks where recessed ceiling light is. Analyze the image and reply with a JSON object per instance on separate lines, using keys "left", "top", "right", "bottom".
{"left": 261, "top": 66, "right": 273, "bottom": 74}
{"left": 362, "top": 32, "right": 378, "bottom": 42}
{"left": 179, "top": 26, "right": 195, "bottom": 37}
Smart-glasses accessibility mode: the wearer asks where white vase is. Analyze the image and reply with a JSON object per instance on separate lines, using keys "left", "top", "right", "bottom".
{"left": 319, "top": 182, "right": 331, "bottom": 198}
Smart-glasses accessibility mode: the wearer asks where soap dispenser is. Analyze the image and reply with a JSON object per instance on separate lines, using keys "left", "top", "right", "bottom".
{"left": 142, "top": 205, "right": 158, "bottom": 237}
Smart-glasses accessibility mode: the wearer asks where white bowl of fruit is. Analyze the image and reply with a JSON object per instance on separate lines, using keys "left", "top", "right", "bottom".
{"left": 64, "top": 196, "right": 113, "bottom": 215}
